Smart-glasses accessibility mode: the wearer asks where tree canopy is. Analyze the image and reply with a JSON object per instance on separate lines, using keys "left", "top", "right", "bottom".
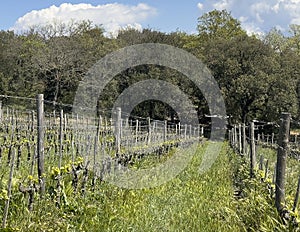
{"left": 0, "top": 11, "right": 300, "bottom": 124}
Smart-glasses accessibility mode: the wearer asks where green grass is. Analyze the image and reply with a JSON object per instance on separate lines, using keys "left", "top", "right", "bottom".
{"left": 0, "top": 141, "right": 297, "bottom": 231}
{"left": 0, "top": 142, "right": 238, "bottom": 231}
{"left": 256, "top": 145, "right": 300, "bottom": 217}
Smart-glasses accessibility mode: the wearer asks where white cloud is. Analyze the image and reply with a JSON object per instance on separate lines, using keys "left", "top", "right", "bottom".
{"left": 197, "top": 0, "right": 300, "bottom": 35}
{"left": 197, "top": 3, "right": 204, "bottom": 10}
{"left": 11, "top": 3, "right": 157, "bottom": 36}
{"left": 213, "top": 0, "right": 231, "bottom": 10}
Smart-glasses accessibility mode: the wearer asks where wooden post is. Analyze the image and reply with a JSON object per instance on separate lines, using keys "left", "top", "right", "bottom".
{"left": 259, "top": 155, "right": 264, "bottom": 170}
{"left": 238, "top": 124, "right": 242, "bottom": 154}
{"left": 264, "top": 159, "right": 269, "bottom": 181}
{"left": 125, "top": 117, "right": 128, "bottom": 129}
{"left": 64, "top": 113, "right": 67, "bottom": 134}
{"left": 31, "top": 110, "right": 34, "bottom": 133}
{"left": 135, "top": 119, "right": 139, "bottom": 146}
{"left": 59, "top": 110, "right": 63, "bottom": 168}
{"left": 0, "top": 101, "right": 2, "bottom": 123}
{"left": 2, "top": 147, "right": 15, "bottom": 228}
{"left": 109, "top": 118, "right": 113, "bottom": 131}
{"left": 28, "top": 146, "right": 37, "bottom": 211}
{"left": 56, "top": 109, "right": 64, "bottom": 207}
{"left": 228, "top": 130, "right": 232, "bottom": 145}
{"left": 120, "top": 118, "right": 123, "bottom": 142}
{"left": 93, "top": 116, "right": 101, "bottom": 184}
{"left": 231, "top": 125, "right": 234, "bottom": 147}
{"left": 152, "top": 121, "right": 156, "bottom": 142}
{"left": 53, "top": 110, "right": 56, "bottom": 126}
{"left": 104, "top": 117, "right": 107, "bottom": 131}
{"left": 231, "top": 128, "right": 234, "bottom": 146}
{"left": 250, "top": 121, "right": 256, "bottom": 177}
{"left": 36, "top": 94, "right": 45, "bottom": 194}
{"left": 273, "top": 163, "right": 277, "bottom": 184}
{"left": 293, "top": 175, "right": 300, "bottom": 212}
{"left": 147, "top": 117, "right": 151, "bottom": 145}
{"left": 164, "top": 121, "right": 167, "bottom": 142}
{"left": 275, "top": 112, "right": 291, "bottom": 214}
{"left": 242, "top": 123, "right": 246, "bottom": 155}
{"left": 234, "top": 125, "right": 238, "bottom": 149}
{"left": 115, "top": 107, "right": 121, "bottom": 155}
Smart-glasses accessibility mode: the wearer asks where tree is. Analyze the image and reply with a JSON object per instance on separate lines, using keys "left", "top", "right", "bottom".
{"left": 264, "top": 28, "right": 288, "bottom": 53}
{"left": 113, "top": 28, "right": 207, "bottom": 121}
{"left": 197, "top": 9, "right": 246, "bottom": 40}
{"left": 117, "top": 28, "right": 184, "bottom": 47}
{"left": 201, "top": 33, "right": 297, "bottom": 122}
{"left": 30, "top": 21, "right": 118, "bottom": 110}
{"left": 288, "top": 24, "right": 300, "bottom": 55}
{"left": 0, "top": 30, "right": 45, "bottom": 108}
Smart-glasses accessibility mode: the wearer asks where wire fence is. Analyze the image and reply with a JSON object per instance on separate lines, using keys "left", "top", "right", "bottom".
{"left": 0, "top": 94, "right": 205, "bottom": 227}
{"left": 229, "top": 115, "right": 300, "bottom": 223}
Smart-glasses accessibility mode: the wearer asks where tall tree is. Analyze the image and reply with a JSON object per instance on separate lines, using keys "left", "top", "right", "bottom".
{"left": 197, "top": 9, "right": 246, "bottom": 40}
{"left": 30, "top": 21, "right": 118, "bottom": 110}
{"left": 288, "top": 24, "right": 300, "bottom": 55}
{"left": 264, "top": 28, "right": 288, "bottom": 53}
{"left": 201, "top": 33, "right": 297, "bottom": 122}
{"left": 0, "top": 30, "right": 45, "bottom": 108}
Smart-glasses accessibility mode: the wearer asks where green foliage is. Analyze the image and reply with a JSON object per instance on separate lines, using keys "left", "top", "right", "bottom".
{"left": 1, "top": 11, "right": 300, "bottom": 122}
{"left": 201, "top": 33, "right": 299, "bottom": 122}
{"left": 264, "top": 28, "right": 288, "bottom": 53}
{"left": 197, "top": 9, "right": 247, "bottom": 40}
{"left": 2, "top": 10, "right": 300, "bottom": 230}
{"left": 1, "top": 133, "right": 299, "bottom": 231}
{"left": 0, "top": 142, "right": 237, "bottom": 231}
{"left": 231, "top": 152, "right": 285, "bottom": 231}
{"left": 288, "top": 24, "right": 300, "bottom": 55}
{"left": 233, "top": 145, "right": 300, "bottom": 231}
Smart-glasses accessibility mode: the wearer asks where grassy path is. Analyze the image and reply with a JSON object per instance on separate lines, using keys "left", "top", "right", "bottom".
{"left": 91, "top": 142, "right": 238, "bottom": 232}
{"left": 3, "top": 142, "right": 289, "bottom": 231}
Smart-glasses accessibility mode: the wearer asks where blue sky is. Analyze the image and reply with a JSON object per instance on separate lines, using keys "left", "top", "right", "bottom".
{"left": 1, "top": 0, "right": 300, "bottom": 36}
{"left": 0, "top": 0, "right": 203, "bottom": 34}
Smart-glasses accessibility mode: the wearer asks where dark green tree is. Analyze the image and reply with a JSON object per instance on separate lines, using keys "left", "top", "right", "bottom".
{"left": 197, "top": 9, "right": 246, "bottom": 40}
{"left": 201, "top": 33, "right": 297, "bottom": 122}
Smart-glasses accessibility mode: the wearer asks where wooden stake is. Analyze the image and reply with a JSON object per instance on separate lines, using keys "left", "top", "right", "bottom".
{"left": 0, "top": 101, "right": 2, "bottom": 123}
{"left": 234, "top": 125, "right": 238, "bottom": 149}
{"left": 250, "top": 121, "right": 256, "bottom": 177}
{"left": 242, "top": 123, "right": 246, "bottom": 155}
{"left": 293, "top": 175, "right": 300, "bottom": 212}
{"left": 135, "top": 119, "right": 139, "bottom": 146}
{"left": 59, "top": 110, "right": 63, "bottom": 169}
{"left": 2, "top": 147, "right": 15, "bottom": 228}
{"left": 164, "top": 121, "right": 167, "bottom": 142}
{"left": 238, "top": 124, "right": 242, "bottom": 154}
{"left": 147, "top": 117, "right": 151, "bottom": 145}
{"left": 115, "top": 107, "right": 121, "bottom": 155}
{"left": 275, "top": 112, "right": 290, "bottom": 213}
{"left": 36, "top": 94, "right": 45, "bottom": 194}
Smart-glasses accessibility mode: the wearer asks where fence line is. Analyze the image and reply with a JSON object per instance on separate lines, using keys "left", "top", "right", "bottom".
{"left": 0, "top": 94, "right": 206, "bottom": 227}
{"left": 230, "top": 113, "right": 300, "bottom": 221}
